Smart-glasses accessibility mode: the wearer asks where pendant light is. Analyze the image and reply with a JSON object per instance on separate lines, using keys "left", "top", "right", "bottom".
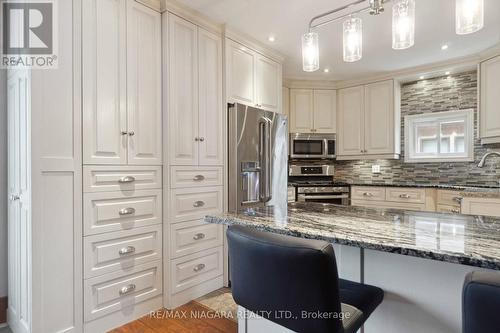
{"left": 343, "top": 16, "right": 363, "bottom": 62}
{"left": 302, "top": 32, "right": 319, "bottom": 72}
{"left": 456, "top": 0, "right": 484, "bottom": 35}
{"left": 392, "top": 0, "right": 415, "bottom": 50}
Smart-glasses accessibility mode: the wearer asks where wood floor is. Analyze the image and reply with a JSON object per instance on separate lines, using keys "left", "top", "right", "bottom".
{"left": 109, "top": 301, "right": 238, "bottom": 333}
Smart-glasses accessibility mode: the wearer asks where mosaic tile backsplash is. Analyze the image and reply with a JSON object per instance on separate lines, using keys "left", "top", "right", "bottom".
{"left": 334, "top": 71, "right": 500, "bottom": 187}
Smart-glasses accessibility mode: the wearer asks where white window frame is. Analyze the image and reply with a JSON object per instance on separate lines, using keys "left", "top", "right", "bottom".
{"left": 404, "top": 109, "right": 474, "bottom": 163}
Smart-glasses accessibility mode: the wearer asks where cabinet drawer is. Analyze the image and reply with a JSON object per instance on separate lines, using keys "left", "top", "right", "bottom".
{"left": 436, "top": 204, "right": 461, "bottom": 214}
{"left": 437, "top": 190, "right": 463, "bottom": 206}
{"left": 386, "top": 188, "right": 425, "bottom": 204}
{"left": 170, "top": 220, "right": 223, "bottom": 259}
{"left": 351, "top": 186, "right": 386, "bottom": 201}
{"left": 170, "top": 247, "right": 223, "bottom": 294}
{"left": 84, "top": 225, "right": 162, "bottom": 278}
{"left": 83, "top": 166, "right": 162, "bottom": 193}
{"left": 84, "top": 190, "right": 162, "bottom": 235}
{"left": 170, "top": 166, "right": 223, "bottom": 188}
{"left": 84, "top": 260, "right": 162, "bottom": 322}
{"left": 170, "top": 187, "right": 223, "bottom": 223}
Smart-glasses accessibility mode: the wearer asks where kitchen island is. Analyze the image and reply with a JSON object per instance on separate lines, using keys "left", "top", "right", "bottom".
{"left": 205, "top": 203, "right": 500, "bottom": 333}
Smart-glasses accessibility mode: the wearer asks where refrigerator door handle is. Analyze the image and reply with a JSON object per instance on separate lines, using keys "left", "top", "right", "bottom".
{"left": 259, "top": 117, "right": 272, "bottom": 203}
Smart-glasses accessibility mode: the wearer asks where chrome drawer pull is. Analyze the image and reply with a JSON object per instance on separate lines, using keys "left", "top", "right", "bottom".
{"left": 193, "top": 233, "right": 206, "bottom": 241}
{"left": 193, "top": 201, "right": 205, "bottom": 208}
{"left": 119, "top": 246, "right": 136, "bottom": 256}
{"left": 119, "top": 207, "right": 136, "bottom": 216}
{"left": 193, "top": 175, "right": 205, "bottom": 181}
{"left": 452, "top": 197, "right": 463, "bottom": 203}
{"left": 193, "top": 264, "right": 206, "bottom": 272}
{"left": 451, "top": 208, "right": 460, "bottom": 214}
{"left": 119, "top": 284, "right": 136, "bottom": 296}
{"left": 399, "top": 194, "right": 411, "bottom": 199}
{"left": 363, "top": 192, "right": 373, "bottom": 197}
{"left": 118, "top": 176, "right": 136, "bottom": 184}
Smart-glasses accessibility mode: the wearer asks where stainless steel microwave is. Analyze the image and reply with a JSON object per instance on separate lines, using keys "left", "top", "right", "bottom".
{"left": 290, "top": 133, "right": 336, "bottom": 159}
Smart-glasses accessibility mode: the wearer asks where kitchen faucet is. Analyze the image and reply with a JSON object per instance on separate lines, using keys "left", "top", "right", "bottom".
{"left": 477, "top": 151, "right": 500, "bottom": 168}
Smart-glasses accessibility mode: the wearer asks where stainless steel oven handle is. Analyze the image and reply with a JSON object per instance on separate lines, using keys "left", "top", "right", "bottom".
{"left": 298, "top": 194, "right": 349, "bottom": 200}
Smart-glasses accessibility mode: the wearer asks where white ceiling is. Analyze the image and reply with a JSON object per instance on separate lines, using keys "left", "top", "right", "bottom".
{"left": 175, "top": 0, "right": 500, "bottom": 81}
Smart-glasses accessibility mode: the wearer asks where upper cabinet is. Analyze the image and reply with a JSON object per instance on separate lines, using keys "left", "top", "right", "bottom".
{"left": 289, "top": 89, "right": 336, "bottom": 133}
{"left": 480, "top": 55, "right": 500, "bottom": 144}
{"left": 168, "top": 14, "right": 223, "bottom": 166}
{"left": 337, "top": 80, "right": 400, "bottom": 160}
{"left": 226, "top": 39, "right": 282, "bottom": 113}
{"left": 83, "top": 0, "right": 162, "bottom": 165}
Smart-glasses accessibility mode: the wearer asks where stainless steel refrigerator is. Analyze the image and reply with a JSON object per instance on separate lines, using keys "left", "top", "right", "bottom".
{"left": 228, "top": 103, "right": 288, "bottom": 215}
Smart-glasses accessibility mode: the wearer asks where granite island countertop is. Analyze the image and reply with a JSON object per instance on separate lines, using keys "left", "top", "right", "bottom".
{"left": 205, "top": 202, "right": 500, "bottom": 270}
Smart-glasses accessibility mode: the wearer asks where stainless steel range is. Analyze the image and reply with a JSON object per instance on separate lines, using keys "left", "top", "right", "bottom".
{"left": 288, "top": 165, "right": 350, "bottom": 205}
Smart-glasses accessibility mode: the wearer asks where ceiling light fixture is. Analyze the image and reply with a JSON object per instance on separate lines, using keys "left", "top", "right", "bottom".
{"left": 324, "top": 68, "right": 330, "bottom": 73}
{"left": 343, "top": 16, "right": 363, "bottom": 62}
{"left": 268, "top": 35, "right": 276, "bottom": 42}
{"left": 441, "top": 44, "right": 449, "bottom": 50}
{"left": 302, "top": 32, "right": 319, "bottom": 72}
{"left": 302, "top": 0, "right": 486, "bottom": 72}
{"left": 456, "top": 0, "right": 484, "bottom": 35}
{"left": 392, "top": 0, "right": 415, "bottom": 50}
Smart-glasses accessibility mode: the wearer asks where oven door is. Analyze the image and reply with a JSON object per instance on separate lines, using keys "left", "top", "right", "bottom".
{"left": 290, "top": 138, "right": 327, "bottom": 159}
{"left": 297, "top": 193, "right": 349, "bottom": 205}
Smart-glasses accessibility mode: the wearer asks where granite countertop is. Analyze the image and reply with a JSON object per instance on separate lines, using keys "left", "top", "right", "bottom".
{"left": 205, "top": 202, "right": 500, "bottom": 270}
{"left": 345, "top": 182, "right": 500, "bottom": 199}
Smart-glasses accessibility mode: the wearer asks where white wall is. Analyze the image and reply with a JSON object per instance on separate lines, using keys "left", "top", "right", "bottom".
{"left": 0, "top": 68, "right": 7, "bottom": 298}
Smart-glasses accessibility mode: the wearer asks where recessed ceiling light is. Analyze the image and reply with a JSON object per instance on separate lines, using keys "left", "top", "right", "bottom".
{"left": 324, "top": 68, "right": 330, "bottom": 73}
{"left": 419, "top": 76, "right": 425, "bottom": 80}
{"left": 268, "top": 35, "right": 276, "bottom": 42}
{"left": 445, "top": 71, "right": 451, "bottom": 75}
{"left": 441, "top": 44, "right": 449, "bottom": 50}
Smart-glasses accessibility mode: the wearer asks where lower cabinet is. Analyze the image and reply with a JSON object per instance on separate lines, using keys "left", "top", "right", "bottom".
{"left": 351, "top": 186, "right": 433, "bottom": 212}
{"left": 461, "top": 197, "right": 500, "bottom": 217}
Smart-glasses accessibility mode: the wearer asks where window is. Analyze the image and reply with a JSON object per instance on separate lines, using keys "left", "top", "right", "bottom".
{"left": 405, "top": 109, "right": 474, "bottom": 162}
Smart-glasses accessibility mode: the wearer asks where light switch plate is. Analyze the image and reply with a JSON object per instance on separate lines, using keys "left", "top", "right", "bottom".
{"left": 372, "top": 165, "right": 381, "bottom": 173}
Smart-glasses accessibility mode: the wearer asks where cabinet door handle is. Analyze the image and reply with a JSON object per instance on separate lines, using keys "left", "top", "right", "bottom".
{"left": 199, "top": 137, "right": 205, "bottom": 142}
{"left": 128, "top": 131, "right": 135, "bottom": 136}
{"left": 118, "top": 176, "right": 136, "bottom": 184}
{"left": 363, "top": 192, "right": 374, "bottom": 197}
{"left": 10, "top": 194, "right": 20, "bottom": 201}
{"left": 399, "top": 194, "right": 411, "bottom": 199}
{"left": 193, "top": 233, "right": 206, "bottom": 241}
{"left": 119, "top": 207, "right": 136, "bottom": 216}
{"left": 195, "top": 137, "right": 199, "bottom": 141}
{"left": 452, "top": 197, "right": 463, "bottom": 204}
{"left": 121, "top": 131, "right": 128, "bottom": 136}
{"left": 193, "top": 264, "right": 206, "bottom": 272}
{"left": 119, "top": 284, "right": 136, "bottom": 296}
{"left": 451, "top": 209, "right": 460, "bottom": 214}
{"left": 193, "top": 175, "right": 205, "bottom": 182}
{"left": 119, "top": 246, "right": 136, "bottom": 256}
{"left": 193, "top": 201, "right": 205, "bottom": 208}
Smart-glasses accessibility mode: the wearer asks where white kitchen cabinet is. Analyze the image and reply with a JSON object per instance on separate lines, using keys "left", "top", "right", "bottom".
{"left": 168, "top": 14, "right": 223, "bottom": 166}
{"left": 282, "top": 87, "right": 290, "bottom": 118}
{"left": 313, "top": 90, "right": 337, "bottom": 133}
{"left": 256, "top": 54, "right": 282, "bottom": 112}
{"left": 290, "top": 89, "right": 336, "bottom": 133}
{"left": 127, "top": 1, "right": 162, "bottom": 165}
{"left": 83, "top": 0, "right": 162, "bottom": 165}
{"left": 337, "top": 80, "right": 400, "bottom": 160}
{"left": 226, "top": 38, "right": 282, "bottom": 112}
{"left": 461, "top": 197, "right": 500, "bottom": 217}
{"left": 480, "top": 55, "right": 500, "bottom": 144}
{"left": 337, "top": 86, "right": 364, "bottom": 155}
{"left": 290, "top": 89, "right": 313, "bottom": 133}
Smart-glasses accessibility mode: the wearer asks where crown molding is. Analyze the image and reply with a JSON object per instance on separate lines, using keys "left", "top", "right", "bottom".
{"left": 224, "top": 28, "right": 285, "bottom": 63}
{"left": 136, "top": 0, "right": 162, "bottom": 12}
{"left": 284, "top": 79, "right": 337, "bottom": 89}
{"left": 162, "top": 0, "right": 223, "bottom": 34}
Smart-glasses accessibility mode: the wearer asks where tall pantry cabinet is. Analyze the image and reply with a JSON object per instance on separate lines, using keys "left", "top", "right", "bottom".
{"left": 164, "top": 13, "right": 225, "bottom": 308}
{"left": 82, "top": 1, "right": 163, "bottom": 332}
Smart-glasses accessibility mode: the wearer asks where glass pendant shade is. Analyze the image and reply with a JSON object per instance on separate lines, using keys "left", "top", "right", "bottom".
{"left": 392, "top": 0, "right": 415, "bottom": 50}
{"left": 456, "top": 0, "right": 484, "bottom": 35}
{"left": 302, "top": 32, "right": 319, "bottom": 72}
{"left": 343, "top": 17, "right": 362, "bottom": 62}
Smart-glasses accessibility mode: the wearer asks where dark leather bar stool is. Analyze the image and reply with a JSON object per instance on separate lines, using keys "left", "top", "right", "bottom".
{"left": 227, "top": 225, "right": 384, "bottom": 333}
{"left": 463, "top": 271, "right": 500, "bottom": 333}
